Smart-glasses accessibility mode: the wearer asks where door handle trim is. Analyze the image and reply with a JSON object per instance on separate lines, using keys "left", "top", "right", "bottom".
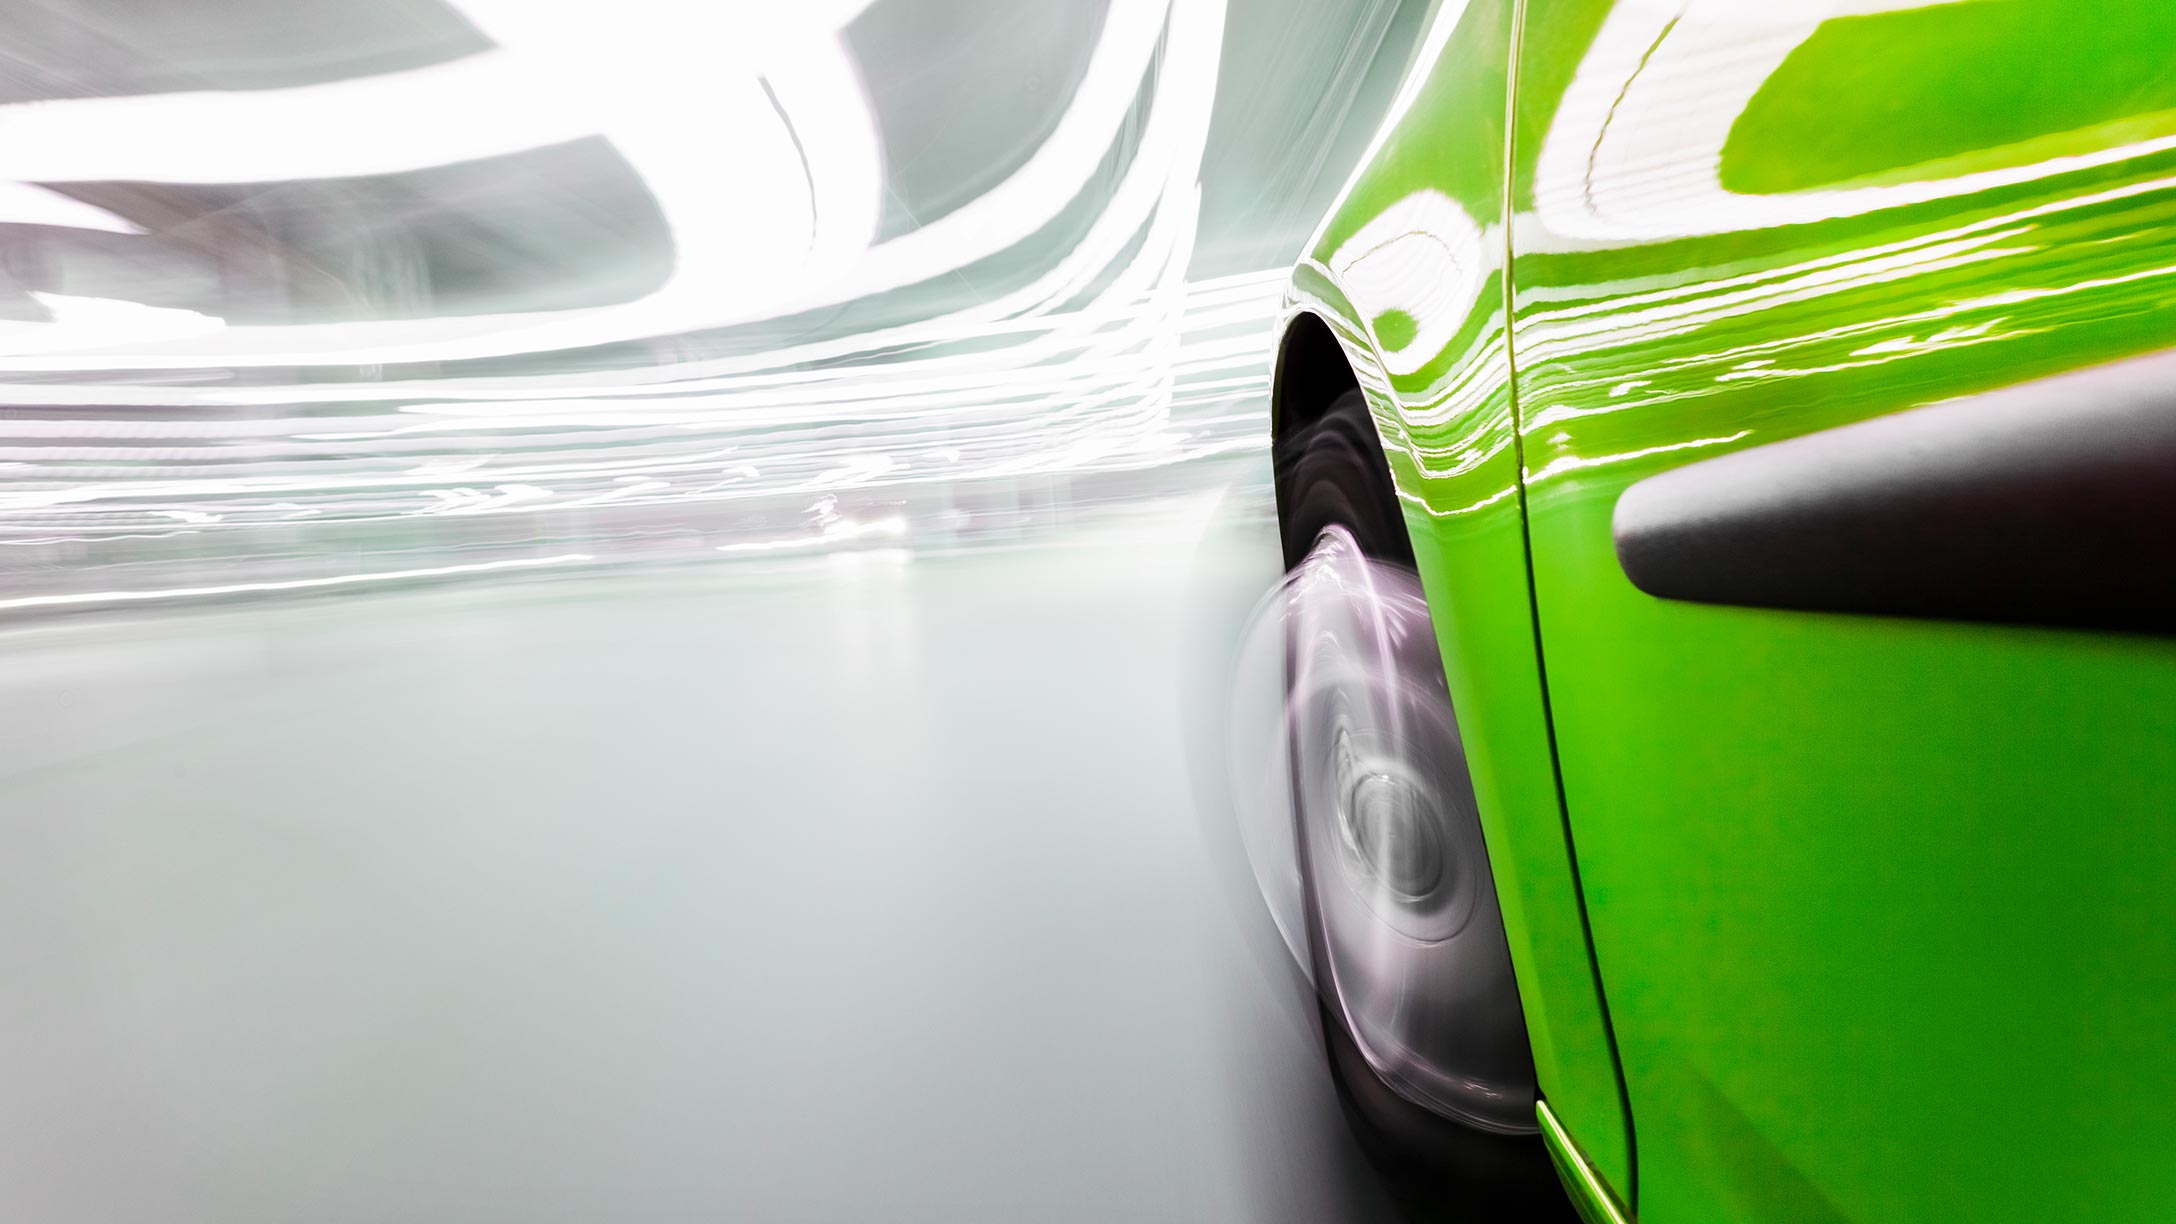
{"left": 1612, "top": 349, "right": 2176, "bottom": 636}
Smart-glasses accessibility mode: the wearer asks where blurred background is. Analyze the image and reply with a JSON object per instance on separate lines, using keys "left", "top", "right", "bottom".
{"left": 0, "top": 0, "right": 1428, "bottom": 600}
{"left": 0, "top": 1, "right": 1457, "bottom": 1219}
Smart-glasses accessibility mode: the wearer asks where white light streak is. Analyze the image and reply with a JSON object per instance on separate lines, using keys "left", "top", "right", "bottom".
{"left": 0, "top": 554, "right": 595, "bottom": 612}
{"left": 0, "top": 0, "right": 1290, "bottom": 613}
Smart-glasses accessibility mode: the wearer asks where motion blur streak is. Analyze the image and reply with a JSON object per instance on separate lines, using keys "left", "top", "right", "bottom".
{"left": 0, "top": 552, "right": 595, "bottom": 613}
{"left": 0, "top": 0, "right": 1442, "bottom": 614}
{"left": 0, "top": 3, "right": 1451, "bottom": 1220}
{"left": 0, "top": 0, "right": 1392, "bottom": 605}
{"left": 0, "top": 267, "right": 1282, "bottom": 610}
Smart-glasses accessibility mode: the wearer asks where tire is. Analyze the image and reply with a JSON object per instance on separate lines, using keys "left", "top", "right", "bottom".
{"left": 1275, "top": 388, "right": 1573, "bottom": 1218}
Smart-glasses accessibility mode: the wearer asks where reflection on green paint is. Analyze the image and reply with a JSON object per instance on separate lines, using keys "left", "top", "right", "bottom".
{"left": 1724, "top": 0, "right": 2176, "bottom": 195}
{"left": 1371, "top": 308, "right": 1419, "bottom": 353}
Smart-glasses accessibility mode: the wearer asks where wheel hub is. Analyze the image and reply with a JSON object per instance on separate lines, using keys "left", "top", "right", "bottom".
{"left": 1342, "top": 765, "right": 1446, "bottom": 902}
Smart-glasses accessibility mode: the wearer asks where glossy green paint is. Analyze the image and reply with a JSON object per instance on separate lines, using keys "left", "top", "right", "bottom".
{"left": 1509, "top": 1, "right": 2176, "bottom": 1220}
{"left": 1281, "top": 0, "right": 2176, "bottom": 1218}
{"left": 1280, "top": 0, "right": 1635, "bottom": 1198}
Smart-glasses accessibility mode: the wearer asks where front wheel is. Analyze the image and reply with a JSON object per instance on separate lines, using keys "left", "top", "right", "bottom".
{"left": 1275, "top": 389, "right": 1569, "bottom": 1212}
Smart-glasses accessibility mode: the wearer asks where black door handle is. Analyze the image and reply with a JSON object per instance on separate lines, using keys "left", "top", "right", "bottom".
{"left": 1611, "top": 349, "right": 2176, "bottom": 636}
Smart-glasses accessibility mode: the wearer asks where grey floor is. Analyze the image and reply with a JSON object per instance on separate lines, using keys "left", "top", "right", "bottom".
{"left": 0, "top": 483, "right": 1414, "bottom": 1222}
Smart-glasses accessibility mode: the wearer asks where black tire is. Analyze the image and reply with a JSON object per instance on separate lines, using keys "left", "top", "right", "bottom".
{"left": 1320, "top": 997, "right": 1573, "bottom": 1220}
{"left": 1275, "top": 388, "right": 1574, "bottom": 1221}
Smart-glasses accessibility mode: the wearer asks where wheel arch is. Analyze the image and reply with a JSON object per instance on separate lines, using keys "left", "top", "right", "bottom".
{"left": 1271, "top": 302, "right": 1411, "bottom": 576}
{"left": 1269, "top": 264, "right": 1407, "bottom": 450}
{"left": 1270, "top": 309, "right": 1361, "bottom": 443}
{"left": 1270, "top": 272, "right": 1418, "bottom": 571}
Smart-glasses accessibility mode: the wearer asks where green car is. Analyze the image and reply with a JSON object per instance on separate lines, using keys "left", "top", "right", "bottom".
{"left": 1268, "top": 1, "right": 2176, "bottom": 1219}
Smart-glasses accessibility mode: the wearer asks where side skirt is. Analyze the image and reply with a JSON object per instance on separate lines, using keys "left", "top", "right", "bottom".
{"left": 1540, "top": 1100, "right": 1634, "bottom": 1224}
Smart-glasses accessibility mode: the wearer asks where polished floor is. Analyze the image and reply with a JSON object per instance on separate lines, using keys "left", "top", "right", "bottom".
{"left": 0, "top": 476, "right": 1441, "bottom": 1222}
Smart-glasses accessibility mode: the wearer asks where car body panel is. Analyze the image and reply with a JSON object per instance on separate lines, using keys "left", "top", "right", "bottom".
{"left": 1279, "top": 0, "right": 1635, "bottom": 1196}
{"left": 1506, "top": 0, "right": 2176, "bottom": 1220}
{"left": 1280, "top": 0, "right": 2176, "bottom": 1217}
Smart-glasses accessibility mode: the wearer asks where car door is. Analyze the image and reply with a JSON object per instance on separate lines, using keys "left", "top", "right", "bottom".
{"left": 1507, "top": 1, "right": 2176, "bottom": 1220}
